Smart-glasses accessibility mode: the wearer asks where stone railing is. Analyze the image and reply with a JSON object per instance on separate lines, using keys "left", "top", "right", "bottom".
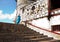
{"left": 26, "top": 22, "right": 60, "bottom": 40}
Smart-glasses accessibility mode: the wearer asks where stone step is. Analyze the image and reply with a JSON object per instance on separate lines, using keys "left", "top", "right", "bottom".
{"left": 38, "top": 39, "right": 55, "bottom": 42}
{"left": 23, "top": 35, "right": 47, "bottom": 38}
{"left": 0, "top": 33, "right": 43, "bottom": 36}
{"left": 39, "top": 39, "right": 60, "bottom": 42}
{"left": 19, "top": 34, "right": 43, "bottom": 36}
{"left": 0, "top": 23, "right": 57, "bottom": 42}
{"left": 0, "top": 39, "right": 38, "bottom": 42}
{"left": 0, "top": 34, "right": 44, "bottom": 38}
{"left": 0, "top": 29, "right": 36, "bottom": 33}
{"left": 30, "top": 37, "right": 53, "bottom": 41}
{"left": 50, "top": 40, "right": 60, "bottom": 42}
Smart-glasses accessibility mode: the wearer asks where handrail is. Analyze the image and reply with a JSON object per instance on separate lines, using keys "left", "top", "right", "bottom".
{"left": 27, "top": 22, "right": 60, "bottom": 35}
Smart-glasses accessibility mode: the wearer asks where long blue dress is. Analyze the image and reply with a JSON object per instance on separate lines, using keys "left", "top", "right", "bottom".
{"left": 16, "top": 15, "right": 21, "bottom": 24}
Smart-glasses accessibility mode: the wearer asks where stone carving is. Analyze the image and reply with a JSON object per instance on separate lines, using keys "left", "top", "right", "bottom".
{"left": 15, "top": 0, "right": 48, "bottom": 22}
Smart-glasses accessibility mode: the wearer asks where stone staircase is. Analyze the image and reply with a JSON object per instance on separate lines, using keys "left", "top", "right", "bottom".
{"left": 0, "top": 23, "right": 60, "bottom": 42}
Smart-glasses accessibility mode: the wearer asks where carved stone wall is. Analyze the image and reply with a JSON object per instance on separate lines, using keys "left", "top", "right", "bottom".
{"left": 16, "top": 0, "right": 48, "bottom": 21}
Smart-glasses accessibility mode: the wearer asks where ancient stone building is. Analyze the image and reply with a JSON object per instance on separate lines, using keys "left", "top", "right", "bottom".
{"left": 15, "top": 0, "right": 48, "bottom": 21}
{"left": 14, "top": 0, "right": 60, "bottom": 39}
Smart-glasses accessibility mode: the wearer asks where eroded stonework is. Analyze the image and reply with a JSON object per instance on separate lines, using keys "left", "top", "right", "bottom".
{"left": 16, "top": 0, "right": 48, "bottom": 22}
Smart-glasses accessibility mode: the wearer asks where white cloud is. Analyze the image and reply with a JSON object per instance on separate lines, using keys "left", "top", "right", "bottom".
{"left": 0, "top": 10, "right": 16, "bottom": 20}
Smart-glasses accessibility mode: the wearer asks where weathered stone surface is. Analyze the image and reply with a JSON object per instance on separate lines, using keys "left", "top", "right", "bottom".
{"left": 0, "top": 22, "right": 59, "bottom": 42}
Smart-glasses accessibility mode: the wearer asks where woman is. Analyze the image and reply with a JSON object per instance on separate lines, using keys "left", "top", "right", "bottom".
{"left": 16, "top": 15, "right": 21, "bottom": 24}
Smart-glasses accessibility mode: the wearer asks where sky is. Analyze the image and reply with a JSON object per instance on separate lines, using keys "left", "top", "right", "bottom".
{"left": 0, "top": 0, "right": 16, "bottom": 23}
